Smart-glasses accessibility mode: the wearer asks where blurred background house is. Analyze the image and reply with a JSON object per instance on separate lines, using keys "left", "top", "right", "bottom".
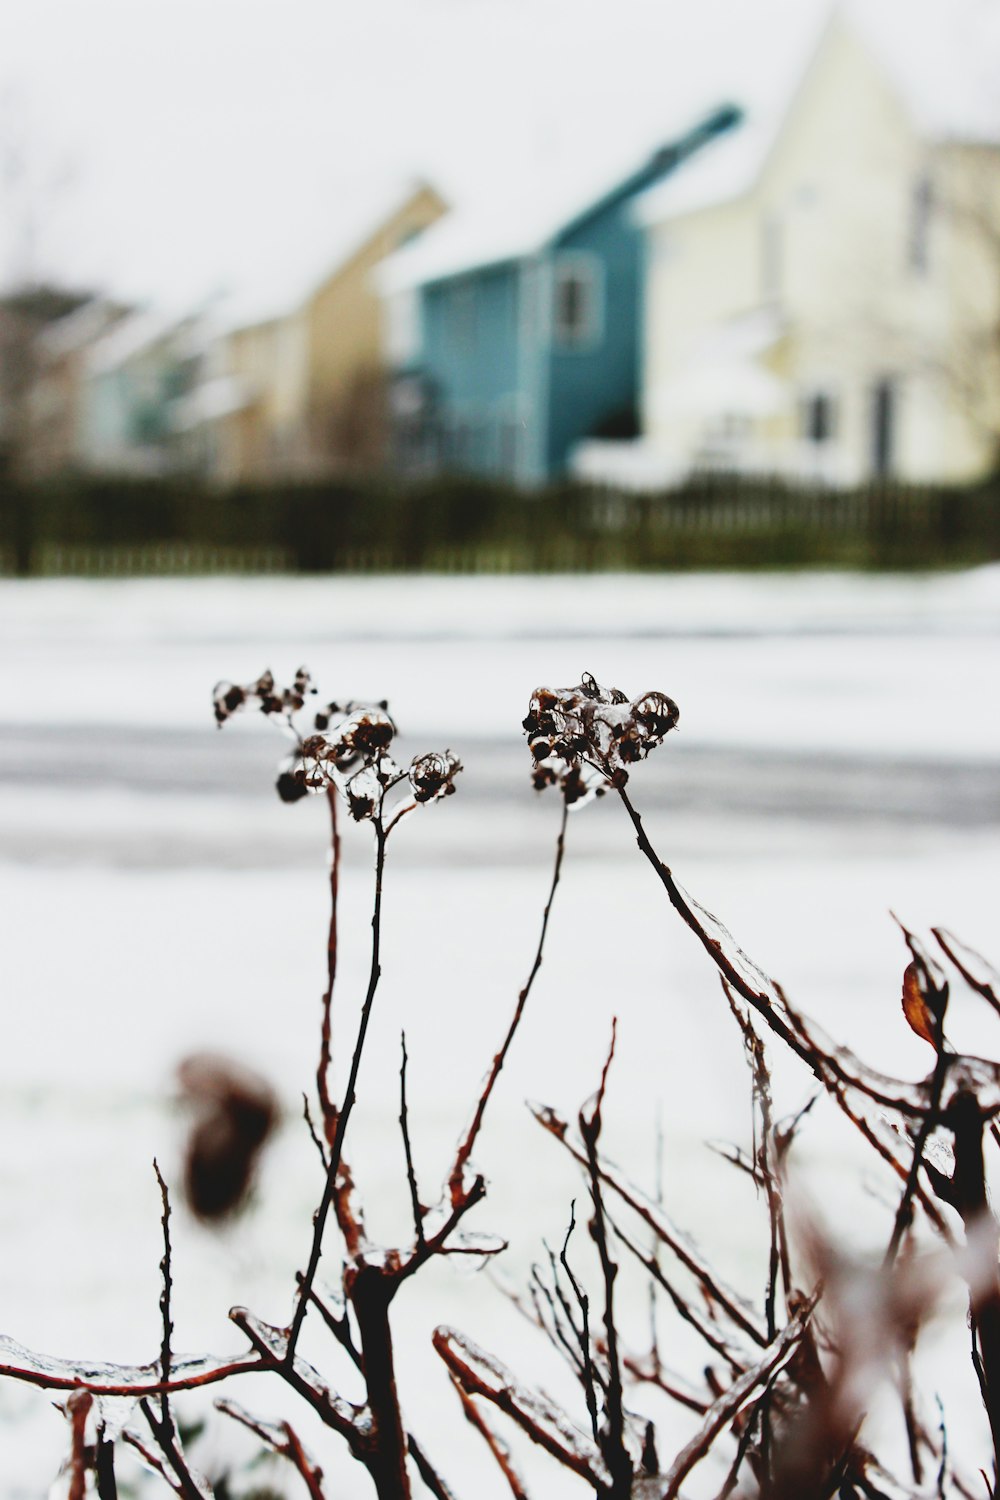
{"left": 378, "top": 108, "right": 739, "bottom": 487}
{"left": 175, "top": 181, "right": 447, "bottom": 485}
{"left": 576, "top": 6, "right": 1000, "bottom": 490}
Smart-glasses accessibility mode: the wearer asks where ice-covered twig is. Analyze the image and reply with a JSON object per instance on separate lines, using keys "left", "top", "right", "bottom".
{"left": 318, "top": 786, "right": 340, "bottom": 1141}
{"left": 400, "top": 1032, "right": 426, "bottom": 1254}
{"left": 659, "top": 1295, "right": 818, "bottom": 1499}
{"left": 557, "top": 1205, "right": 601, "bottom": 1441}
{"left": 152, "top": 1161, "right": 175, "bottom": 1438}
{"left": 434, "top": 1326, "right": 611, "bottom": 1491}
{"left": 445, "top": 1367, "right": 532, "bottom": 1500}
{"left": 449, "top": 798, "right": 569, "bottom": 1204}
{"left": 216, "top": 1399, "right": 326, "bottom": 1500}
{"left": 0, "top": 1336, "right": 269, "bottom": 1398}
{"left": 612, "top": 1218, "right": 747, "bottom": 1374}
{"left": 229, "top": 1308, "right": 365, "bottom": 1446}
{"left": 933, "top": 928, "right": 1000, "bottom": 1017}
{"left": 530, "top": 1101, "right": 767, "bottom": 1346}
{"left": 579, "top": 1022, "right": 632, "bottom": 1498}
{"left": 289, "top": 815, "right": 388, "bottom": 1357}
{"left": 138, "top": 1398, "right": 209, "bottom": 1500}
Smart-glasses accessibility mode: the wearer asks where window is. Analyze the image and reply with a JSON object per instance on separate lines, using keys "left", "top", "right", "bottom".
{"left": 801, "top": 391, "right": 837, "bottom": 444}
{"left": 761, "top": 213, "right": 783, "bottom": 301}
{"left": 871, "top": 378, "right": 897, "bottom": 477}
{"left": 552, "top": 256, "right": 602, "bottom": 348}
{"left": 909, "top": 174, "right": 933, "bottom": 274}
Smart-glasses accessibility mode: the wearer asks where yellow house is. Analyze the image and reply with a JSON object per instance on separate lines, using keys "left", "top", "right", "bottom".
{"left": 181, "top": 181, "right": 447, "bottom": 485}
{"left": 301, "top": 181, "right": 446, "bottom": 473}
{"left": 604, "top": 4, "right": 1000, "bottom": 488}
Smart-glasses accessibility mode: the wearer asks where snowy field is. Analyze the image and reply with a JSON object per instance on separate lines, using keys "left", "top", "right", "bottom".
{"left": 1, "top": 569, "right": 999, "bottom": 1497}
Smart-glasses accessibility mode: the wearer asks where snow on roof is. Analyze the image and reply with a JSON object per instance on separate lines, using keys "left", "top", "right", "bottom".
{"left": 37, "top": 299, "right": 130, "bottom": 362}
{"left": 851, "top": 0, "right": 1000, "bottom": 144}
{"left": 84, "top": 308, "right": 190, "bottom": 376}
{"left": 215, "top": 176, "right": 440, "bottom": 333}
{"left": 377, "top": 108, "right": 739, "bottom": 294}
{"left": 634, "top": 116, "right": 779, "bottom": 227}
{"left": 636, "top": 0, "right": 1000, "bottom": 229}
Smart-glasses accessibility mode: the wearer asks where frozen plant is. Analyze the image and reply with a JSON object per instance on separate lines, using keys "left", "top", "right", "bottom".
{"left": 1, "top": 667, "right": 999, "bottom": 1499}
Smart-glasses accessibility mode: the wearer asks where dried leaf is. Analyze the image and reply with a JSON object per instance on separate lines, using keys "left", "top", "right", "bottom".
{"left": 902, "top": 961, "right": 937, "bottom": 1048}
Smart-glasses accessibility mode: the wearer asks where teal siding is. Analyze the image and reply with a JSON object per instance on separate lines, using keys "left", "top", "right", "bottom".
{"left": 545, "top": 204, "right": 643, "bottom": 477}
{"left": 421, "top": 264, "right": 526, "bottom": 476}
{"left": 407, "top": 105, "right": 741, "bottom": 485}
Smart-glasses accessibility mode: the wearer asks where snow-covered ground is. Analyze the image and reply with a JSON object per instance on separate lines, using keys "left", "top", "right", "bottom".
{"left": 0, "top": 569, "right": 998, "bottom": 1497}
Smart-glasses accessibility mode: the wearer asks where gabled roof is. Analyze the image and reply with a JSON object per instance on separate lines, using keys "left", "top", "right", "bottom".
{"left": 635, "top": 0, "right": 1000, "bottom": 229}
{"left": 377, "top": 106, "right": 739, "bottom": 295}
{"left": 216, "top": 176, "right": 443, "bottom": 334}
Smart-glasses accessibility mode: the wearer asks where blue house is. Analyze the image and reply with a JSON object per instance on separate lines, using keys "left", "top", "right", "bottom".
{"left": 379, "top": 104, "right": 740, "bottom": 487}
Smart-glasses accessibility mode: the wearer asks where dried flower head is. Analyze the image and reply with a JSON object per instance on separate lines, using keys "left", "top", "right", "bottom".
{"left": 408, "top": 750, "right": 462, "bottom": 804}
{"left": 213, "top": 668, "right": 461, "bottom": 824}
{"left": 523, "top": 672, "right": 679, "bottom": 797}
{"left": 177, "top": 1053, "right": 278, "bottom": 1222}
{"left": 213, "top": 667, "right": 315, "bottom": 727}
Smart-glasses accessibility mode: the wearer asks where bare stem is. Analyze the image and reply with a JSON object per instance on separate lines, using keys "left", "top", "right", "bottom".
{"left": 400, "top": 1032, "right": 425, "bottom": 1252}
{"left": 450, "top": 799, "right": 568, "bottom": 1201}
{"left": 289, "top": 817, "right": 388, "bottom": 1357}
{"left": 152, "top": 1160, "right": 174, "bottom": 1437}
{"left": 318, "top": 786, "right": 341, "bottom": 1141}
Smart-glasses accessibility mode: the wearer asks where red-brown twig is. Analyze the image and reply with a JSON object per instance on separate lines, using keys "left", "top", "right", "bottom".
{"left": 317, "top": 786, "right": 340, "bottom": 1140}
{"left": 152, "top": 1161, "right": 175, "bottom": 1438}
{"left": 447, "top": 1369, "right": 531, "bottom": 1499}
{"left": 660, "top": 1294, "right": 818, "bottom": 1499}
{"left": 449, "top": 799, "right": 568, "bottom": 1202}
{"left": 139, "top": 1398, "right": 206, "bottom": 1500}
{"left": 434, "top": 1326, "right": 610, "bottom": 1491}
{"left": 289, "top": 816, "right": 388, "bottom": 1358}
{"left": 530, "top": 1100, "right": 767, "bottom": 1347}
{"left": 400, "top": 1031, "right": 426, "bottom": 1253}
{"left": 217, "top": 1398, "right": 327, "bottom": 1500}
{"left": 580, "top": 1021, "right": 632, "bottom": 1499}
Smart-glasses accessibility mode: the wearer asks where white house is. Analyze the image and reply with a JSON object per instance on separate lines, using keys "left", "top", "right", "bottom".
{"left": 579, "top": 2, "right": 1000, "bottom": 489}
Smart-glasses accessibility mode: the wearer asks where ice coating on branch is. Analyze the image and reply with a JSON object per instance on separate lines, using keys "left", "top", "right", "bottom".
{"left": 434, "top": 1326, "right": 612, "bottom": 1486}
{"left": 0, "top": 1334, "right": 236, "bottom": 1393}
{"left": 523, "top": 672, "right": 678, "bottom": 801}
{"left": 95, "top": 1393, "right": 137, "bottom": 1442}
{"left": 230, "top": 1310, "right": 366, "bottom": 1431}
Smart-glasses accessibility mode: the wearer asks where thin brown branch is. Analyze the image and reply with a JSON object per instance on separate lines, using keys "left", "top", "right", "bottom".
{"left": 400, "top": 1031, "right": 426, "bottom": 1253}
{"left": 152, "top": 1160, "right": 175, "bottom": 1438}
{"left": 612, "top": 1218, "right": 746, "bottom": 1372}
{"left": 447, "top": 1372, "right": 531, "bottom": 1500}
{"left": 434, "top": 1325, "right": 610, "bottom": 1492}
{"left": 531, "top": 1101, "right": 767, "bottom": 1346}
{"left": 616, "top": 785, "right": 929, "bottom": 1120}
{"left": 622, "top": 1354, "right": 709, "bottom": 1415}
{"left": 557, "top": 1204, "right": 600, "bottom": 1442}
{"left": 933, "top": 928, "right": 1000, "bottom": 1017}
{"left": 660, "top": 1294, "right": 818, "bottom": 1499}
{"left": 406, "top": 1433, "right": 461, "bottom": 1500}
{"left": 303, "top": 1093, "right": 329, "bottom": 1171}
{"left": 121, "top": 1430, "right": 186, "bottom": 1496}
{"left": 216, "top": 1398, "right": 327, "bottom": 1500}
{"left": 289, "top": 815, "right": 388, "bottom": 1358}
{"left": 317, "top": 785, "right": 340, "bottom": 1140}
{"left": 0, "top": 1351, "right": 271, "bottom": 1399}
{"left": 450, "top": 799, "right": 568, "bottom": 1202}
{"left": 580, "top": 1021, "right": 632, "bottom": 1500}
{"left": 139, "top": 1398, "right": 207, "bottom": 1500}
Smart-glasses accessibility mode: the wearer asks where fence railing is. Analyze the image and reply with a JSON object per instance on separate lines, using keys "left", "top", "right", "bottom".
{"left": 1, "top": 473, "right": 998, "bottom": 575}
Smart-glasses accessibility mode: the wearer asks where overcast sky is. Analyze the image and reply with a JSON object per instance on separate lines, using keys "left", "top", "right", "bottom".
{"left": 0, "top": 0, "right": 989, "bottom": 316}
